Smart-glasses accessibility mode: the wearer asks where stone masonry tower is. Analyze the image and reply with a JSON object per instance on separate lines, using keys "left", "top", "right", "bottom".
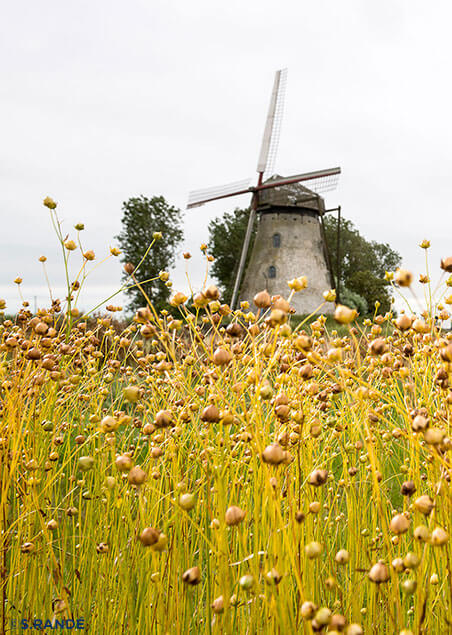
{"left": 239, "top": 176, "right": 334, "bottom": 314}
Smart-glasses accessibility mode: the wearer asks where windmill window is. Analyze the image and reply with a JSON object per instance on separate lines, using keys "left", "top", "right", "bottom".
{"left": 268, "top": 265, "right": 276, "bottom": 279}
{"left": 272, "top": 233, "right": 281, "bottom": 248}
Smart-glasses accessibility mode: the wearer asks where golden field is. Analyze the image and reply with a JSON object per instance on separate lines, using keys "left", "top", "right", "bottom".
{"left": 1, "top": 204, "right": 451, "bottom": 634}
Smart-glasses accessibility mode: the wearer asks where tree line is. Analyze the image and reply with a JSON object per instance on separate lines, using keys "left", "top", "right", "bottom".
{"left": 117, "top": 195, "right": 400, "bottom": 314}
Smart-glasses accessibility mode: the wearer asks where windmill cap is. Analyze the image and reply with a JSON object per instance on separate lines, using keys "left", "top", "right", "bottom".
{"left": 257, "top": 175, "right": 325, "bottom": 214}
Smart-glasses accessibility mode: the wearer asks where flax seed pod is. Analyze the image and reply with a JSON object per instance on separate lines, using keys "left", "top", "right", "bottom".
{"left": 330, "top": 614, "right": 346, "bottom": 631}
{"left": 412, "top": 319, "right": 429, "bottom": 334}
{"left": 424, "top": 428, "right": 445, "bottom": 445}
{"left": 213, "top": 347, "right": 233, "bottom": 366}
{"left": 239, "top": 574, "right": 254, "bottom": 591}
{"left": 335, "top": 549, "right": 350, "bottom": 564}
{"left": 440, "top": 343, "right": 452, "bottom": 362}
{"left": 395, "top": 268, "right": 413, "bottom": 287}
{"left": 200, "top": 405, "right": 220, "bottom": 423}
{"left": 152, "top": 532, "right": 168, "bottom": 552}
{"left": 368, "top": 561, "right": 390, "bottom": 583}
{"left": 96, "top": 543, "right": 109, "bottom": 554}
{"left": 34, "top": 321, "right": 48, "bottom": 335}
{"left": 413, "top": 495, "right": 434, "bottom": 515}
{"left": 412, "top": 415, "right": 428, "bottom": 431}
{"left": 430, "top": 573, "right": 439, "bottom": 585}
{"left": 401, "top": 481, "right": 416, "bottom": 496}
{"left": 225, "top": 505, "right": 246, "bottom": 526}
{"left": 305, "top": 541, "right": 323, "bottom": 559}
{"left": 309, "top": 501, "right": 321, "bottom": 514}
{"left": 299, "top": 363, "right": 313, "bottom": 380}
{"left": 178, "top": 493, "right": 196, "bottom": 511}
{"left": 390, "top": 514, "right": 410, "bottom": 535}
{"left": 135, "top": 307, "right": 152, "bottom": 322}
{"left": 300, "top": 601, "right": 317, "bottom": 619}
{"left": 182, "top": 566, "right": 201, "bottom": 585}
{"left": 395, "top": 314, "right": 412, "bottom": 330}
{"left": 294, "top": 334, "right": 313, "bottom": 351}
{"left": 368, "top": 338, "right": 388, "bottom": 355}
{"left": 314, "top": 607, "right": 332, "bottom": 627}
{"left": 334, "top": 304, "right": 357, "bottom": 324}
{"left": 261, "top": 443, "right": 285, "bottom": 465}
{"left": 211, "top": 596, "right": 224, "bottom": 614}
{"left": 100, "top": 415, "right": 119, "bottom": 432}
{"left": 123, "top": 385, "right": 141, "bottom": 402}
{"left": 170, "top": 291, "right": 188, "bottom": 307}
{"left": 265, "top": 568, "right": 282, "bottom": 585}
{"left": 139, "top": 527, "right": 160, "bottom": 547}
{"left": 205, "top": 284, "right": 220, "bottom": 300}
{"left": 155, "top": 409, "right": 173, "bottom": 428}
{"left": 431, "top": 527, "right": 449, "bottom": 546}
{"left": 403, "top": 552, "right": 420, "bottom": 569}
{"left": 21, "top": 542, "right": 35, "bottom": 553}
{"left": 414, "top": 525, "right": 430, "bottom": 542}
{"left": 115, "top": 454, "right": 133, "bottom": 472}
{"left": 78, "top": 456, "right": 94, "bottom": 472}
{"left": 128, "top": 466, "right": 147, "bottom": 485}
{"left": 308, "top": 469, "right": 328, "bottom": 487}
{"left": 392, "top": 557, "right": 405, "bottom": 572}
{"left": 27, "top": 347, "right": 41, "bottom": 360}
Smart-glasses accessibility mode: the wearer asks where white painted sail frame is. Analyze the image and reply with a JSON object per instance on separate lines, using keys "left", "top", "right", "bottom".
{"left": 257, "top": 68, "right": 287, "bottom": 176}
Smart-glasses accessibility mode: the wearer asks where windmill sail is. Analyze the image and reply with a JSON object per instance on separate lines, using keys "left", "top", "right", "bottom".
{"left": 230, "top": 69, "right": 288, "bottom": 310}
{"left": 187, "top": 178, "right": 251, "bottom": 209}
{"left": 257, "top": 68, "right": 287, "bottom": 178}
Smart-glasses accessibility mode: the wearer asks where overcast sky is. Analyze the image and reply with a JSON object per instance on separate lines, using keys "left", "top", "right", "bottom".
{"left": 2, "top": 0, "right": 451, "bottom": 315}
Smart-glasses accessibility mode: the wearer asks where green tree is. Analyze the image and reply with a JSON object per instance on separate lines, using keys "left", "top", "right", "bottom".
{"left": 116, "top": 195, "right": 183, "bottom": 312}
{"left": 323, "top": 215, "right": 401, "bottom": 314}
{"left": 207, "top": 207, "right": 256, "bottom": 304}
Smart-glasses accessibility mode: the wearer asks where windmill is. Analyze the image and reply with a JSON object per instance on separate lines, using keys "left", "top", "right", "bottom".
{"left": 188, "top": 69, "right": 341, "bottom": 313}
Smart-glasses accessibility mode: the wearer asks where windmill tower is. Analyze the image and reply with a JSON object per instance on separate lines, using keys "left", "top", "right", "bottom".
{"left": 188, "top": 69, "right": 341, "bottom": 313}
